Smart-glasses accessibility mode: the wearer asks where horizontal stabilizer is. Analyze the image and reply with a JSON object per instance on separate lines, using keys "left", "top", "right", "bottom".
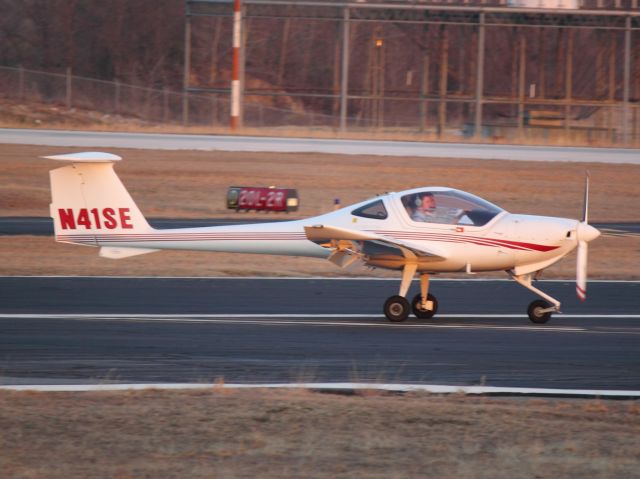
{"left": 99, "top": 247, "right": 159, "bottom": 259}
{"left": 42, "top": 152, "right": 122, "bottom": 163}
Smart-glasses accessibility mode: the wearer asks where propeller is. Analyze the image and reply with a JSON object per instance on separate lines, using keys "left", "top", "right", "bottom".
{"left": 575, "top": 172, "right": 600, "bottom": 301}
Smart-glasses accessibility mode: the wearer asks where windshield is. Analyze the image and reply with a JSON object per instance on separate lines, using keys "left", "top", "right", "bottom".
{"left": 351, "top": 199, "right": 388, "bottom": 220}
{"left": 401, "top": 190, "right": 503, "bottom": 226}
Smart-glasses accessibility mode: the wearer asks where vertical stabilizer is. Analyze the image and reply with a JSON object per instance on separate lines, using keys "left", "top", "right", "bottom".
{"left": 45, "top": 152, "right": 153, "bottom": 247}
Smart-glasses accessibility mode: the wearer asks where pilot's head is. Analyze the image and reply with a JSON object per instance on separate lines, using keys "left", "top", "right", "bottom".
{"left": 417, "top": 192, "right": 435, "bottom": 211}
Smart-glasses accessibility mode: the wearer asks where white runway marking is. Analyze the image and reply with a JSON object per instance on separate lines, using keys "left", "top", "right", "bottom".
{"left": 4, "top": 313, "right": 640, "bottom": 333}
{"left": 2, "top": 382, "right": 640, "bottom": 398}
{"left": 2, "top": 313, "right": 639, "bottom": 319}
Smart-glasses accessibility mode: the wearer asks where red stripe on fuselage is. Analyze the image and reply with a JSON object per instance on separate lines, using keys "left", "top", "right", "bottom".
{"left": 372, "top": 230, "right": 559, "bottom": 252}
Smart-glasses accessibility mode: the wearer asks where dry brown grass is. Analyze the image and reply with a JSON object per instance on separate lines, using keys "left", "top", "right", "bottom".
{"left": 0, "top": 388, "right": 639, "bottom": 479}
{"left": 1, "top": 234, "right": 637, "bottom": 279}
{"left": 1, "top": 143, "right": 639, "bottom": 278}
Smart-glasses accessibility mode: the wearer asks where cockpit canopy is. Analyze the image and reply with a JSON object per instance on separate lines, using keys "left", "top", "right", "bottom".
{"left": 401, "top": 189, "right": 504, "bottom": 226}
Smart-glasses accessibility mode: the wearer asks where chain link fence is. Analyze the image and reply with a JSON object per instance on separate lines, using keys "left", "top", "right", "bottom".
{"left": 1, "top": 65, "right": 638, "bottom": 145}
{"left": 0, "top": 65, "right": 339, "bottom": 129}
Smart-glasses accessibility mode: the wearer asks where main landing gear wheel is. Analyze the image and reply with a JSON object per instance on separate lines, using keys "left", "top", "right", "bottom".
{"left": 383, "top": 295, "right": 410, "bottom": 322}
{"left": 527, "top": 300, "right": 553, "bottom": 324}
{"left": 411, "top": 293, "right": 438, "bottom": 319}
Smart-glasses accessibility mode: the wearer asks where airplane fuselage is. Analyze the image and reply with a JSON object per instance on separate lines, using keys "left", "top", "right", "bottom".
{"left": 55, "top": 208, "right": 580, "bottom": 274}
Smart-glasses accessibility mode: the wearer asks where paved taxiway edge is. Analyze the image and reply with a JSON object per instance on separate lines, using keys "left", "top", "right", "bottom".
{"left": 4, "top": 276, "right": 640, "bottom": 282}
{"left": 2, "top": 128, "right": 640, "bottom": 163}
{"left": 2, "top": 382, "right": 640, "bottom": 399}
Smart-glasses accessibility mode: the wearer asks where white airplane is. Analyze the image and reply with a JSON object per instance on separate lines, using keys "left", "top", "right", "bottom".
{"left": 46, "top": 151, "right": 600, "bottom": 323}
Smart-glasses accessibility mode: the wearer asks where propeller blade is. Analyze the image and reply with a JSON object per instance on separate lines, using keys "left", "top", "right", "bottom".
{"left": 582, "top": 171, "right": 590, "bottom": 223}
{"left": 576, "top": 171, "right": 598, "bottom": 301}
{"left": 576, "top": 240, "right": 588, "bottom": 301}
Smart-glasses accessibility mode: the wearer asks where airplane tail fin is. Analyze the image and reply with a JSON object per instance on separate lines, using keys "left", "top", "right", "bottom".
{"left": 45, "top": 152, "right": 156, "bottom": 258}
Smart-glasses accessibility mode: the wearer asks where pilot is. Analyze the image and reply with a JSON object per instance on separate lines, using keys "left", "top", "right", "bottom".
{"left": 411, "top": 192, "right": 436, "bottom": 222}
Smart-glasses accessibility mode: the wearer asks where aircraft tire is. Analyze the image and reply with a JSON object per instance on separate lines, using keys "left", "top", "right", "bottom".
{"left": 411, "top": 293, "right": 438, "bottom": 319}
{"left": 527, "top": 300, "right": 553, "bottom": 324}
{"left": 383, "top": 295, "right": 410, "bottom": 322}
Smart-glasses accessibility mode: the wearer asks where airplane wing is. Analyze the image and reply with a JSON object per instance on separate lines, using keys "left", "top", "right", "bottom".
{"left": 304, "top": 225, "right": 448, "bottom": 267}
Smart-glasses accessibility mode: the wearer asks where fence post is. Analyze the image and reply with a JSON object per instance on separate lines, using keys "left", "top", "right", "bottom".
{"left": 564, "top": 29, "right": 573, "bottom": 136}
{"left": 145, "top": 87, "right": 152, "bottom": 122}
{"left": 517, "top": 35, "right": 526, "bottom": 135}
{"left": 419, "top": 53, "right": 429, "bottom": 133}
{"left": 211, "top": 94, "right": 217, "bottom": 127}
{"left": 114, "top": 80, "right": 120, "bottom": 114}
{"left": 66, "top": 67, "right": 72, "bottom": 109}
{"left": 163, "top": 87, "right": 169, "bottom": 123}
{"left": 474, "top": 13, "right": 485, "bottom": 139}
{"left": 623, "top": 15, "right": 631, "bottom": 145}
{"left": 18, "top": 65, "right": 24, "bottom": 99}
{"left": 183, "top": 11, "right": 192, "bottom": 127}
{"left": 339, "top": 6, "right": 350, "bottom": 132}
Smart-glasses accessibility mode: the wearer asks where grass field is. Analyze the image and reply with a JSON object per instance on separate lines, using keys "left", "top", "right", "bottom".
{"left": 1, "top": 388, "right": 639, "bottom": 479}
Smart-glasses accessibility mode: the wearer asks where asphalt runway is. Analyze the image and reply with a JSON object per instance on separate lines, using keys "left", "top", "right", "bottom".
{"left": 2, "top": 217, "right": 639, "bottom": 237}
{"left": 1, "top": 277, "right": 639, "bottom": 389}
{"left": 2, "top": 128, "right": 640, "bottom": 163}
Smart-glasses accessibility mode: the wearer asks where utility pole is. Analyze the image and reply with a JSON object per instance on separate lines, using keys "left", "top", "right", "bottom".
{"left": 438, "top": 26, "right": 448, "bottom": 137}
{"left": 608, "top": 35, "right": 616, "bottom": 141}
{"left": 231, "top": 0, "right": 242, "bottom": 130}
{"left": 339, "top": 7, "right": 350, "bottom": 132}
{"left": 420, "top": 51, "right": 429, "bottom": 133}
{"left": 518, "top": 35, "right": 526, "bottom": 134}
{"left": 623, "top": 16, "right": 631, "bottom": 145}
{"left": 564, "top": 29, "right": 573, "bottom": 135}
{"left": 370, "top": 30, "right": 385, "bottom": 128}
{"left": 183, "top": 8, "right": 191, "bottom": 127}
{"left": 474, "top": 13, "right": 485, "bottom": 139}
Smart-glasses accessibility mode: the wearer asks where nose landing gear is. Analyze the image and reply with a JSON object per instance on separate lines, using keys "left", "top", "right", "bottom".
{"left": 510, "top": 272, "right": 561, "bottom": 324}
{"left": 527, "top": 299, "right": 553, "bottom": 324}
